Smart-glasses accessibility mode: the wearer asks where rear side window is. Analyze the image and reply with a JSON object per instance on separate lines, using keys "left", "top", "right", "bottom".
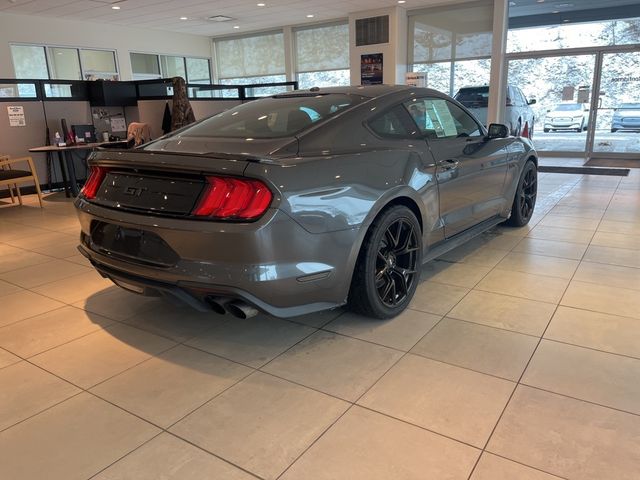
{"left": 368, "top": 106, "right": 411, "bottom": 138}
{"left": 455, "top": 87, "right": 489, "bottom": 108}
{"left": 181, "top": 93, "right": 365, "bottom": 138}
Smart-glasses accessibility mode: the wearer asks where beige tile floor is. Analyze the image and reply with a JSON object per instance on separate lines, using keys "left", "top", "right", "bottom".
{"left": 1, "top": 167, "right": 639, "bottom": 480}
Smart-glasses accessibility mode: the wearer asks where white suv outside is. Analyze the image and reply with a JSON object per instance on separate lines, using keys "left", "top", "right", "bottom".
{"left": 454, "top": 85, "right": 536, "bottom": 138}
{"left": 544, "top": 103, "right": 589, "bottom": 132}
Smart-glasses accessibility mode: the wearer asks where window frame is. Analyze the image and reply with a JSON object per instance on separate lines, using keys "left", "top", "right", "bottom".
{"left": 214, "top": 30, "right": 286, "bottom": 82}
{"left": 10, "top": 43, "right": 119, "bottom": 81}
{"left": 130, "top": 52, "right": 211, "bottom": 83}
{"left": 293, "top": 20, "right": 350, "bottom": 88}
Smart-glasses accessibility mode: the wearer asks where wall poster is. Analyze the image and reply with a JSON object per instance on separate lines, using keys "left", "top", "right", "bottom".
{"left": 361, "top": 53, "right": 383, "bottom": 85}
{"left": 7, "top": 106, "right": 26, "bottom": 127}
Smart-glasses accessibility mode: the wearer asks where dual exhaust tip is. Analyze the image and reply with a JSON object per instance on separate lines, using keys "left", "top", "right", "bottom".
{"left": 206, "top": 296, "right": 259, "bottom": 319}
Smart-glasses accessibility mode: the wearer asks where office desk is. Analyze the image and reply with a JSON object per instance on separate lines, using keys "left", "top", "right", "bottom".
{"left": 29, "top": 142, "right": 116, "bottom": 197}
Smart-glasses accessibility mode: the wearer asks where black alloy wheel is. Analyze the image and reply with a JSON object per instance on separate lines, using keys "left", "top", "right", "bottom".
{"left": 505, "top": 160, "right": 537, "bottom": 227}
{"left": 349, "top": 205, "right": 422, "bottom": 319}
{"left": 375, "top": 218, "right": 419, "bottom": 308}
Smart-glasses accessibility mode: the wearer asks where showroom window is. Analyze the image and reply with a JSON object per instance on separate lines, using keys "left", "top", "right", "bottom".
{"left": 215, "top": 31, "right": 287, "bottom": 96}
{"left": 10, "top": 44, "right": 119, "bottom": 81}
{"left": 508, "top": 17, "right": 640, "bottom": 53}
{"left": 294, "top": 22, "right": 350, "bottom": 89}
{"left": 130, "top": 52, "right": 211, "bottom": 83}
{"left": 408, "top": 0, "right": 493, "bottom": 96}
{"left": 80, "top": 49, "right": 119, "bottom": 80}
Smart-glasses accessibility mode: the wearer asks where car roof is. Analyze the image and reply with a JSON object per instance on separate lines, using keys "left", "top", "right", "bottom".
{"left": 283, "top": 84, "right": 448, "bottom": 99}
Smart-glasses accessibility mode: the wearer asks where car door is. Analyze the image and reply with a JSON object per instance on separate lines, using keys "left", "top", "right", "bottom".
{"left": 367, "top": 104, "right": 444, "bottom": 247}
{"left": 405, "top": 96, "right": 508, "bottom": 237}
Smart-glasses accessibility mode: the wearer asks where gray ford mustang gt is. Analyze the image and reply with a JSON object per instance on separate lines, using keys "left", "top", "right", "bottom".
{"left": 75, "top": 85, "right": 537, "bottom": 319}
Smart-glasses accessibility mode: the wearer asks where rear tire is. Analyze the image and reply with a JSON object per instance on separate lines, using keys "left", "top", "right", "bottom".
{"left": 349, "top": 205, "right": 422, "bottom": 319}
{"left": 504, "top": 160, "right": 537, "bottom": 227}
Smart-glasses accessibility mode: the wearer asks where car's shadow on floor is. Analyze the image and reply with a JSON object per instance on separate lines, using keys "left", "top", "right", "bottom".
{"left": 79, "top": 227, "right": 529, "bottom": 375}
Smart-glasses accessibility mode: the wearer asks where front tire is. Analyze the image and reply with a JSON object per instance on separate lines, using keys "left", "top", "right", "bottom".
{"left": 504, "top": 160, "right": 537, "bottom": 227}
{"left": 349, "top": 205, "right": 422, "bottom": 319}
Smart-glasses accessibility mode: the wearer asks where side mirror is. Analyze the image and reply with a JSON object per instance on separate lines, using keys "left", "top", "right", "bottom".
{"left": 528, "top": 99, "right": 537, "bottom": 105}
{"left": 486, "top": 123, "right": 509, "bottom": 139}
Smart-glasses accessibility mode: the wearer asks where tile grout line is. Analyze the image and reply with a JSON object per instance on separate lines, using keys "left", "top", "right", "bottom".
{"left": 468, "top": 170, "right": 635, "bottom": 478}
{"left": 464, "top": 169, "right": 588, "bottom": 480}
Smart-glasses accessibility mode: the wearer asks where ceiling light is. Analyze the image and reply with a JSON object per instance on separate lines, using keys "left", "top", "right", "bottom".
{"left": 398, "top": 0, "right": 406, "bottom": 3}
{"left": 111, "top": 5, "right": 120, "bottom": 9}
{"left": 208, "top": 15, "right": 234, "bottom": 22}
{"left": 180, "top": 16, "right": 188, "bottom": 20}
{"left": 257, "top": 2, "right": 265, "bottom": 6}
{"left": 552, "top": 10, "right": 559, "bottom": 13}
{"left": 537, "top": 0, "right": 544, "bottom": 3}
{"left": 306, "top": 14, "right": 314, "bottom": 18}
{"left": 233, "top": 25, "right": 240, "bottom": 29}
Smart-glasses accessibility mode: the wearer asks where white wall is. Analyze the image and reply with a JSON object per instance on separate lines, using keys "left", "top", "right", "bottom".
{"left": 349, "top": 7, "right": 408, "bottom": 86}
{"left": 0, "top": 12, "right": 214, "bottom": 80}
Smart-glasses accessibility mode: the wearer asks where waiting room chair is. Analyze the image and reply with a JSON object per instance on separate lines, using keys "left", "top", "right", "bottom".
{"left": 0, "top": 156, "right": 43, "bottom": 208}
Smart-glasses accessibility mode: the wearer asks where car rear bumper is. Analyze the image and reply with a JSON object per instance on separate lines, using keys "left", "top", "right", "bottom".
{"left": 74, "top": 198, "right": 359, "bottom": 317}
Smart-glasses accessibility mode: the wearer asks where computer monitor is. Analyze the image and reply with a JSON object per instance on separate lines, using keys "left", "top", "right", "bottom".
{"left": 72, "top": 124, "right": 96, "bottom": 143}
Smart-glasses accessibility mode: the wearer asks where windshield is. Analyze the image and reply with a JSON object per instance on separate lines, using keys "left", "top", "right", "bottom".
{"left": 454, "top": 87, "right": 489, "bottom": 108}
{"left": 553, "top": 104, "right": 583, "bottom": 111}
{"left": 181, "top": 94, "right": 364, "bottom": 139}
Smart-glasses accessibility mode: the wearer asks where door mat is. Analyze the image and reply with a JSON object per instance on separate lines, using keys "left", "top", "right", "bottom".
{"left": 585, "top": 158, "right": 640, "bottom": 169}
{"left": 538, "top": 166, "right": 629, "bottom": 176}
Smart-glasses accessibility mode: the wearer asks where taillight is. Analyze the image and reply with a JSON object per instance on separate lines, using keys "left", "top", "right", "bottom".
{"left": 81, "top": 166, "right": 109, "bottom": 199}
{"left": 192, "top": 176, "right": 272, "bottom": 220}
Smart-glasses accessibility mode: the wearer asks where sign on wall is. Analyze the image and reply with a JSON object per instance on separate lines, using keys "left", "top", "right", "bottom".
{"left": 7, "top": 106, "right": 26, "bottom": 127}
{"left": 361, "top": 53, "right": 383, "bottom": 85}
{"left": 405, "top": 72, "right": 427, "bottom": 88}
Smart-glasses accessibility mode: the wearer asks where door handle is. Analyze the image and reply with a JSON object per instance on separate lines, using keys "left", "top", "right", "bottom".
{"left": 437, "top": 159, "right": 459, "bottom": 171}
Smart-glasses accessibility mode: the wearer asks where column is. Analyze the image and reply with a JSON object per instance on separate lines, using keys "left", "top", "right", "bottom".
{"left": 487, "top": 0, "right": 509, "bottom": 125}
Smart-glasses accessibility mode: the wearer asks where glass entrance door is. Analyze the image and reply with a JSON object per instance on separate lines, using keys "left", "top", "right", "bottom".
{"left": 591, "top": 51, "right": 640, "bottom": 155}
{"left": 507, "top": 54, "right": 596, "bottom": 154}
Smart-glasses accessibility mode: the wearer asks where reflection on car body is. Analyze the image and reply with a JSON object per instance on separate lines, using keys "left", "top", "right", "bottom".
{"left": 454, "top": 84, "right": 536, "bottom": 138}
{"left": 75, "top": 85, "right": 538, "bottom": 320}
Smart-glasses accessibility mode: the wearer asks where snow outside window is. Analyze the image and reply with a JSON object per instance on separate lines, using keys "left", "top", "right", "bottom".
{"left": 295, "top": 22, "right": 350, "bottom": 89}
{"left": 216, "top": 31, "right": 286, "bottom": 80}
{"left": 409, "top": 1, "right": 493, "bottom": 96}
{"left": 508, "top": 18, "right": 640, "bottom": 53}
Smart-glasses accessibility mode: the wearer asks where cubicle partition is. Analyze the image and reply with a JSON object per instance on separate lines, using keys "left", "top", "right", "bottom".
{"left": 0, "top": 78, "right": 297, "bottom": 197}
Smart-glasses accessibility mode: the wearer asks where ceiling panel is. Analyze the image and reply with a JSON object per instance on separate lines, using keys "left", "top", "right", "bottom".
{"left": 2, "top": 0, "right": 639, "bottom": 37}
